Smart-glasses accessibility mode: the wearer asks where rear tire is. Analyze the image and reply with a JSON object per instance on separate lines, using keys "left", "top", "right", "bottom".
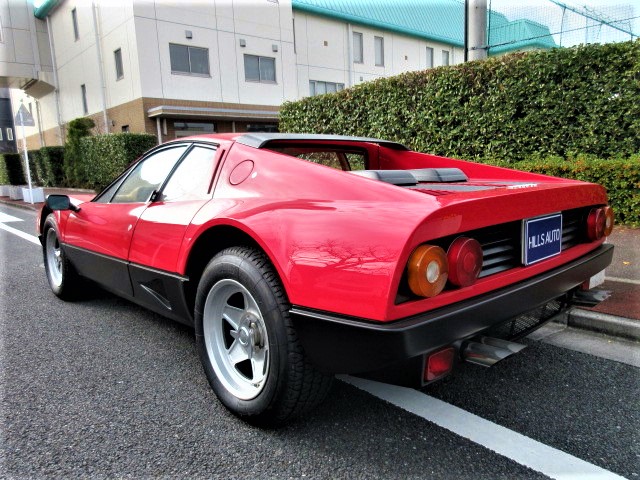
{"left": 195, "top": 246, "right": 333, "bottom": 426}
{"left": 43, "top": 214, "right": 80, "bottom": 300}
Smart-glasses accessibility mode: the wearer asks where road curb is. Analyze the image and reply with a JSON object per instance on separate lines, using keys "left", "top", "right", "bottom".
{"left": 567, "top": 308, "right": 640, "bottom": 342}
{"left": 0, "top": 198, "right": 39, "bottom": 211}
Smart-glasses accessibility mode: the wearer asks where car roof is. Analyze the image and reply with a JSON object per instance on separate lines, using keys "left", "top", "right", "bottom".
{"left": 235, "top": 133, "right": 409, "bottom": 150}
{"left": 170, "top": 133, "right": 408, "bottom": 150}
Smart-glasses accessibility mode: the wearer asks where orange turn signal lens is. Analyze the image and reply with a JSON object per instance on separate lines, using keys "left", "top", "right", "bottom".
{"left": 603, "top": 206, "right": 614, "bottom": 237}
{"left": 407, "top": 244, "right": 448, "bottom": 297}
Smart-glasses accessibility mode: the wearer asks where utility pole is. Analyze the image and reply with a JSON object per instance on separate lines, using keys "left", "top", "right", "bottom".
{"left": 466, "top": 0, "right": 488, "bottom": 61}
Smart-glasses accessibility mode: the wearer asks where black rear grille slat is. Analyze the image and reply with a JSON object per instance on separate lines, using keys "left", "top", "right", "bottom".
{"left": 470, "top": 206, "right": 590, "bottom": 279}
{"left": 397, "top": 206, "right": 593, "bottom": 304}
{"left": 482, "top": 254, "right": 517, "bottom": 268}
{"left": 482, "top": 244, "right": 516, "bottom": 257}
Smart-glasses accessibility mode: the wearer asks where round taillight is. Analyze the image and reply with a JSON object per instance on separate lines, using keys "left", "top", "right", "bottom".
{"left": 408, "top": 245, "right": 448, "bottom": 297}
{"left": 587, "top": 207, "right": 606, "bottom": 241}
{"left": 447, "top": 236, "right": 483, "bottom": 287}
{"left": 603, "top": 206, "right": 614, "bottom": 237}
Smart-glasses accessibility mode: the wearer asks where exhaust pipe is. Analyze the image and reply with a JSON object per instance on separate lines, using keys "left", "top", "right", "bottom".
{"left": 462, "top": 336, "right": 526, "bottom": 367}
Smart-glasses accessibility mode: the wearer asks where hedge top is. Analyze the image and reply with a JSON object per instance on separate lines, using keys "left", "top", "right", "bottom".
{"left": 280, "top": 40, "right": 640, "bottom": 162}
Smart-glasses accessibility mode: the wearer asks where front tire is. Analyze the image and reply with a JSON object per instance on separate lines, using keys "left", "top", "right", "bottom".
{"left": 195, "top": 246, "right": 333, "bottom": 426}
{"left": 43, "top": 214, "right": 79, "bottom": 300}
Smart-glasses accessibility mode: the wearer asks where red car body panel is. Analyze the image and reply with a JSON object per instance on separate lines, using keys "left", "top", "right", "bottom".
{"left": 170, "top": 140, "right": 607, "bottom": 321}
{"left": 41, "top": 134, "right": 610, "bottom": 325}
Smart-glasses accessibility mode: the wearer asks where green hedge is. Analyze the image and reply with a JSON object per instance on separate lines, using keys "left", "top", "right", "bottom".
{"left": 0, "top": 156, "right": 8, "bottom": 185}
{"left": 280, "top": 41, "right": 639, "bottom": 162}
{"left": 480, "top": 155, "right": 640, "bottom": 226}
{"left": 0, "top": 153, "right": 27, "bottom": 185}
{"left": 27, "top": 150, "right": 42, "bottom": 185}
{"left": 79, "top": 133, "right": 157, "bottom": 190}
{"left": 39, "top": 146, "right": 66, "bottom": 187}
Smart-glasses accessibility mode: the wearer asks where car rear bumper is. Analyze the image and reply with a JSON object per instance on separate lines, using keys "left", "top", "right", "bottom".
{"left": 290, "top": 243, "right": 614, "bottom": 374}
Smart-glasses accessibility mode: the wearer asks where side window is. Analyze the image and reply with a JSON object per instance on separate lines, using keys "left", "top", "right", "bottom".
{"left": 160, "top": 146, "right": 216, "bottom": 202}
{"left": 111, "top": 146, "right": 187, "bottom": 203}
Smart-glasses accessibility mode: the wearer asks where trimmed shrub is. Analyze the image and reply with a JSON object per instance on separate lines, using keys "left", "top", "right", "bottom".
{"left": 0, "top": 156, "right": 9, "bottom": 185}
{"left": 79, "top": 133, "right": 157, "bottom": 190}
{"left": 39, "top": 146, "right": 66, "bottom": 187}
{"left": 27, "top": 150, "right": 42, "bottom": 185}
{"left": 0, "top": 153, "right": 26, "bottom": 185}
{"left": 64, "top": 117, "right": 95, "bottom": 186}
{"left": 280, "top": 40, "right": 639, "bottom": 162}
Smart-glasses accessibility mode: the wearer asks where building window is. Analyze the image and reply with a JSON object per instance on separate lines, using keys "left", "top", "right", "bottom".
{"left": 247, "top": 123, "right": 278, "bottom": 132}
{"left": 0, "top": 16, "right": 4, "bottom": 43}
{"left": 121, "top": 125, "right": 130, "bottom": 133}
{"left": 353, "top": 32, "right": 363, "bottom": 63}
{"left": 81, "top": 84, "right": 88, "bottom": 114}
{"left": 6, "top": 128, "right": 13, "bottom": 141}
{"left": 174, "top": 121, "right": 215, "bottom": 138}
{"left": 71, "top": 8, "right": 79, "bottom": 41}
{"left": 374, "top": 36, "right": 384, "bottom": 66}
{"left": 169, "top": 43, "right": 210, "bottom": 76}
{"left": 244, "top": 55, "right": 276, "bottom": 83}
{"left": 442, "top": 50, "right": 450, "bottom": 66}
{"left": 114, "top": 48, "right": 124, "bottom": 80}
{"left": 426, "top": 47, "right": 434, "bottom": 68}
{"left": 0, "top": 129, "right": 3, "bottom": 141}
{"left": 309, "top": 80, "right": 344, "bottom": 96}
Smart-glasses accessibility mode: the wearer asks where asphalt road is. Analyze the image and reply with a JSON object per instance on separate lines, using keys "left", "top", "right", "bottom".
{"left": 1, "top": 205, "right": 638, "bottom": 480}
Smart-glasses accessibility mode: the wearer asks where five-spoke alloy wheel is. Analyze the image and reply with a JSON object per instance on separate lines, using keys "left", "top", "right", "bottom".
{"left": 195, "top": 246, "right": 333, "bottom": 426}
{"left": 43, "top": 214, "right": 79, "bottom": 299}
{"left": 203, "top": 279, "right": 270, "bottom": 400}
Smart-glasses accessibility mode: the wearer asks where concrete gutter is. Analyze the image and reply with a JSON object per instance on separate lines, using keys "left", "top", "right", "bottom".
{"left": 567, "top": 308, "right": 640, "bottom": 342}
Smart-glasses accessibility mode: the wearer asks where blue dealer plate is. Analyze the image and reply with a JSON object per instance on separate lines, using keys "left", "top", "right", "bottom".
{"left": 522, "top": 214, "right": 563, "bottom": 265}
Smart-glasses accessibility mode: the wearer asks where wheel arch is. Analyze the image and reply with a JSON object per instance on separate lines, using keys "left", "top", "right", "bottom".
{"left": 39, "top": 206, "right": 53, "bottom": 239}
{"left": 182, "top": 224, "right": 288, "bottom": 318}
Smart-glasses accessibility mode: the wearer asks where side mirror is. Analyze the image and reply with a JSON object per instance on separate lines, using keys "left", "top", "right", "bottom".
{"left": 46, "top": 194, "right": 80, "bottom": 212}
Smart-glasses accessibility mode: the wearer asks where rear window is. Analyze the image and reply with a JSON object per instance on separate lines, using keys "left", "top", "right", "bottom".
{"left": 268, "top": 145, "right": 367, "bottom": 171}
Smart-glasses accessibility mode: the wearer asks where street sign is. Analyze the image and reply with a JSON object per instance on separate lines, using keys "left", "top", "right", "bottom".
{"left": 15, "top": 104, "right": 35, "bottom": 127}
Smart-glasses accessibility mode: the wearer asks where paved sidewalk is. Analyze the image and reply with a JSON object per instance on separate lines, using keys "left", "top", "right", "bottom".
{"left": 1, "top": 188, "right": 638, "bottom": 340}
{"left": 567, "top": 225, "right": 640, "bottom": 340}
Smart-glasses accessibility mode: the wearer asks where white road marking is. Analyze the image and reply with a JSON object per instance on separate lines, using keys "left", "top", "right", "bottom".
{"left": 0, "top": 222, "right": 41, "bottom": 246}
{"left": 340, "top": 375, "right": 626, "bottom": 480}
{"left": 605, "top": 276, "right": 640, "bottom": 286}
{"left": 0, "top": 212, "right": 23, "bottom": 223}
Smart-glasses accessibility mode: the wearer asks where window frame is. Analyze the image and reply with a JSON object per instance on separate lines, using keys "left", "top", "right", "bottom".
{"left": 97, "top": 144, "right": 190, "bottom": 204}
{"left": 243, "top": 54, "right": 277, "bottom": 84}
{"left": 81, "top": 84, "right": 88, "bottom": 114}
{"left": 442, "top": 50, "right": 450, "bottom": 66}
{"left": 374, "top": 36, "right": 384, "bottom": 67}
{"left": 114, "top": 48, "right": 124, "bottom": 80}
{"left": 353, "top": 31, "right": 363, "bottom": 64}
{"left": 309, "top": 80, "right": 345, "bottom": 96}
{"left": 6, "top": 128, "right": 13, "bottom": 141}
{"left": 426, "top": 47, "right": 434, "bottom": 68}
{"left": 71, "top": 8, "right": 79, "bottom": 41}
{"left": 157, "top": 144, "right": 218, "bottom": 202}
{"left": 169, "top": 43, "right": 211, "bottom": 77}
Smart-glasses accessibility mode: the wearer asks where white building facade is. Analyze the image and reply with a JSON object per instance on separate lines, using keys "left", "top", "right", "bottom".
{"left": 1, "top": 0, "right": 553, "bottom": 148}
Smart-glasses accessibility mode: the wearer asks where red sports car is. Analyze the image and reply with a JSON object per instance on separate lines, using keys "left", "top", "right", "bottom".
{"left": 38, "top": 133, "right": 614, "bottom": 425}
